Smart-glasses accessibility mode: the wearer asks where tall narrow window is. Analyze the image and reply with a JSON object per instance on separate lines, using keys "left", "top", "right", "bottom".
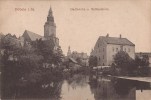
{"left": 113, "top": 47, "right": 114, "bottom": 52}
{"left": 112, "top": 55, "right": 114, "bottom": 59}
{"left": 103, "top": 48, "right": 105, "bottom": 52}
{"left": 120, "top": 45, "right": 123, "bottom": 51}
{"left": 116, "top": 48, "right": 118, "bottom": 52}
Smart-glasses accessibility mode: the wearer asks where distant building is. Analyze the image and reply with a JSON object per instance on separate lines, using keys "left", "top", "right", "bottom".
{"left": 2, "top": 33, "right": 22, "bottom": 48}
{"left": 0, "top": 33, "right": 24, "bottom": 61}
{"left": 135, "top": 52, "right": 151, "bottom": 67}
{"left": 91, "top": 34, "right": 135, "bottom": 66}
{"left": 0, "top": 32, "right": 5, "bottom": 58}
{"left": 67, "top": 46, "right": 89, "bottom": 66}
{"left": 67, "top": 46, "right": 71, "bottom": 57}
{"left": 0, "top": 32, "right": 5, "bottom": 48}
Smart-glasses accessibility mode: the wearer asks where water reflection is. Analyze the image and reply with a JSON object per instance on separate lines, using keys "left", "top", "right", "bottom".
{"left": 61, "top": 74, "right": 94, "bottom": 100}
{"left": 7, "top": 73, "right": 150, "bottom": 99}
{"left": 60, "top": 74, "right": 151, "bottom": 100}
{"left": 89, "top": 77, "right": 136, "bottom": 100}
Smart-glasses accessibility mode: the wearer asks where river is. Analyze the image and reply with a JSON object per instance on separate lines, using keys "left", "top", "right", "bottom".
{"left": 59, "top": 74, "right": 151, "bottom": 100}
{"left": 5, "top": 73, "right": 151, "bottom": 100}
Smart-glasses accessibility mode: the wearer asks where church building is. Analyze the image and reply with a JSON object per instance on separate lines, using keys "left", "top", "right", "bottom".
{"left": 21, "top": 6, "right": 59, "bottom": 49}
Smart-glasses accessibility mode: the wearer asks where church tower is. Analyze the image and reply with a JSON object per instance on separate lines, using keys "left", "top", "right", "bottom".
{"left": 67, "top": 46, "right": 71, "bottom": 57}
{"left": 44, "top": 6, "right": 56, "bottom": 38}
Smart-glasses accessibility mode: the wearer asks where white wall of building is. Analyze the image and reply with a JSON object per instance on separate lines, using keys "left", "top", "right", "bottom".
{"left": 106, "top": 44, "right": 135, "bottom": 65}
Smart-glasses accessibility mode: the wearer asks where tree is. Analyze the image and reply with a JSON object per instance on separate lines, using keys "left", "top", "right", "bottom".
{"left": 113, "top": 51, "right": 135, "bottom": 76}
{"left": 32, "top": 39, "right": 64, "bottom": 65}
{"left": 89, "top": 56, "right": 98, "bottom": 67}
{"left": 135, "top": 55, "right": 150, "bottom": 76}
{"left": 1, "top": 37, "right": 64, "bottom": 98}
{"left": 76, "top": 57, "right": 82, "bottom": 65}
{"left": 52, "top": 46, "right": 64, "bottom": 65}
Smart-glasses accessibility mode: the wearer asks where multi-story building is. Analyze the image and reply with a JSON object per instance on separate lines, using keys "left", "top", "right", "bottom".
{"left": 91, "top": 34, "right": 135, "bottom": 66}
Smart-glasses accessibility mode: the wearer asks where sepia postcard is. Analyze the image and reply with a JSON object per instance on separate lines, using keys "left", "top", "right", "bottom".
{"left": 0, "top": 0, "right": 151, "bottom": 100}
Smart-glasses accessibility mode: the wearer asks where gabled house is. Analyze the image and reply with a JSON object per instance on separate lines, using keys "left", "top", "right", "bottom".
{"left": 91, "top": 34, "right": 135, "bottom": 66}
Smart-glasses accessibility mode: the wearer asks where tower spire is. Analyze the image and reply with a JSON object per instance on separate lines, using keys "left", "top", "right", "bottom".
{"left": 44, "top": 6, "right": 56, "bottom": 38}
{"left": 46, "top": 5, "right": 54, "bottom": 22}
{"left": 67, "top": 46, "right": 71, "bottom": 56}
{"left": 48, "top": 6, "right": 53, "bottom": 16}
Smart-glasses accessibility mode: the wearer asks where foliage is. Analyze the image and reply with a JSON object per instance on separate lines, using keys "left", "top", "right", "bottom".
{"left": 1, "top": 37, "right": 64, "bottom": 99}
{"left": 135, "top": 55, "right": 149, "bottom": 67}
{"left": 76, "top": 57, "right": 82, "bottom": 65}
{"left": 52, "top": 46, "right": 64, "bottom": 65}
{"left": 135, "top": 55, "right": 150, "bottom": 76}
{"left": 89, "top": 55, "right": 98, "bottom": 67}
{"left": 111, "top": 51, "right": 150, "bottom": 76}
{"left": 112, "top": 51, "right": 136, "bottom": 76}
{"left": 32, "top": 39, "right": 64, "bottom": 65}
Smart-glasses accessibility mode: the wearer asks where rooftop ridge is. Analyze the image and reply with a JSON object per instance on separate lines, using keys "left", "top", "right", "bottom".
{"left": 99, "top": 35, "right": 135, "bottom": 46}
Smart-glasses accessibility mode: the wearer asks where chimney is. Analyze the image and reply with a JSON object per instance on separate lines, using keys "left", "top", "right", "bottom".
{"left": 106, "top": 33, "right": 109, "bottom": 37}
{"left": 120, "top": 34, "right": 122, "bottom": 38}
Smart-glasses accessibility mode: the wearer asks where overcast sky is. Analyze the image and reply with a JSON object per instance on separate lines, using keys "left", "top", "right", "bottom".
{"left": 0, "top": 0, "right": 151, "bottom": 55}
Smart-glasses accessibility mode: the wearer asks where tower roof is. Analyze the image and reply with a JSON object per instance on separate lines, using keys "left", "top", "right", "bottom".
{"left": 22, "top": 30, "right": 43, "bottom": 41}
{"left": 46, "top": 6, "right": 55, "bottom": 23}
{"left": 48, "top": 6, "right": 53, "bottom": 17}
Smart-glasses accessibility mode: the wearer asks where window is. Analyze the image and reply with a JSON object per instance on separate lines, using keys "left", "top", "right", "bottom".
{"left": 120, "top": 45, "right": 123, "bottom": 51}
{"left": 99, "top": 57, "right": 100, "bottom": 61}
{"left": 116, "top": 48, "right": 118, "bottom": 52}
{"left": 103, "top": 48, "right": 105, "bottom": 52}
{"left": 112, "top": 55, "right": 115, "bottom": 59}
{"left": 112, "top": 47, "right": 114, "bottom": 52}
{"left": 128, "top": 48, "right": 130, "bottom": 52}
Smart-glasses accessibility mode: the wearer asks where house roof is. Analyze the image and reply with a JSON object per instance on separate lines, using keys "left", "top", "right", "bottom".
{"left": 23, "top": 30, "right": 43, "bottom": 41}
{"left": 99, "top": 36, "right": 135, "bottom": 46}
{"left": 135, "top": 52, "right": 151, "bottom": 57}
{"left": 69, "top": 57, "right": 78, "bottom": 64}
